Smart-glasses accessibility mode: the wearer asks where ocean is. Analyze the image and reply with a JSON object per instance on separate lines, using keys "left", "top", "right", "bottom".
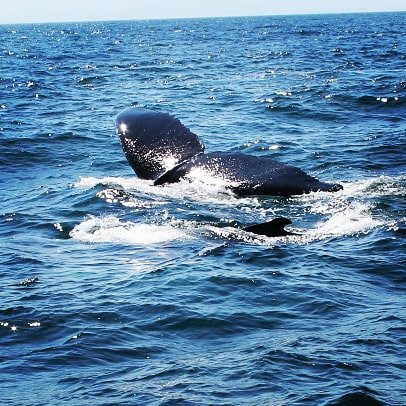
{"left": 0, "top": 12, "right": 405, "bottom": 405}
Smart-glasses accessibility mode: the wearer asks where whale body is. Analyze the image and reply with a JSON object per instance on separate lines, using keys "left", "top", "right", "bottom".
{"left": 116, "top": 107, "right": 342, "bottom": 196}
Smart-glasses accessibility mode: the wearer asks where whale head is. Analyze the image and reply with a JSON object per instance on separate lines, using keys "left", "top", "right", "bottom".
{"left": 116, "top": 107, "right": 205, "bottom": 180}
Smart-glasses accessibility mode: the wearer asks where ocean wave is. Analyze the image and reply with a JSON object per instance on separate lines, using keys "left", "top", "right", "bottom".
{"left": 327, "top": 93, "right": 405, "bottom": 111}
{"left": 357, "top": 95, "right": 404, "bottom": 107}
{"left": 264, "top": 101, "right": 342, "bottom": 121}
{"left": 76, "top": 75, "right": 107, "bottom": 86}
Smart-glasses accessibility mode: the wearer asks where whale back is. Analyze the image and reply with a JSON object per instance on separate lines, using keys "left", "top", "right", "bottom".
{"left": 116, "top": 107, "right": 205, "bottom": 180}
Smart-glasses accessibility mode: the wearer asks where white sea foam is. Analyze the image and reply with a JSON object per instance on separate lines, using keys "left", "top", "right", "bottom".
{"left": 212, "top": 175, "right": 404, "bottom": 244}
{"left": 74, "top": 175, "right": 260, "bottom": 208}
{"left": 334, "top": 175, "right": 404, "bottom": 198}
{"left": 70, "top": 216, "right": 188, "bottom": 245}
{"left": 74, "top": 176, "right": 142, "bottom": 190}
{"left": 72, "top": 175, "right": 404, "bottom": 246}
{"left": 307, "top": 201, "right": 383, "bottom": 239}
{"left": 295, "top": 175, "right": 405, "bottom": 241}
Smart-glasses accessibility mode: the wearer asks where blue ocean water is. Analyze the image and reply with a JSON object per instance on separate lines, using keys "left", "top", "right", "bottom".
{"left": 1, "top": 12, "right": 405, "bottom": 405}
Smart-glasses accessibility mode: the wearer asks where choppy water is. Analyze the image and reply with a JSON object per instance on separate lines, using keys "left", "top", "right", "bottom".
{"left": 1, "top": 12, "right": 405, "bottom": 405}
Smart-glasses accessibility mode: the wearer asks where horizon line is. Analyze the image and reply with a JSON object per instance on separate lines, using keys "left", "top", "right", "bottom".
{"left": 1, "top": 9, "right": 404, "bottom": 26}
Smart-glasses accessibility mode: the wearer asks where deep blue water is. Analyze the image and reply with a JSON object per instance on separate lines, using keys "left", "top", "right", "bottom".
{"left": 1, "top": 12, "right": 405, "bottom": 405}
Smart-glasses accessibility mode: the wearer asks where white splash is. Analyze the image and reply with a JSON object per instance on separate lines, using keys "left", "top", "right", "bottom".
{"left": 267, "top": 144, "right": 280, "bottom": 150}
{"left": 74, "top": 175, "right": 259, "bottom": 208}
{"left": 71, "top": 175, "right": 404, "bottom": 246}
{"left": 308, "top": 202, "right": 383, "bottom": 239}
{"left": 74, "top": 176, "right": 142, "bottom": 190}
{"left": 70, "top": 216, "right": 188, "bottom": 245}
{"left": 295, "top": 175, "right": 405, "bottom": 241}
{"left": 162, "top": 155, "right": 179, "bottom": 172}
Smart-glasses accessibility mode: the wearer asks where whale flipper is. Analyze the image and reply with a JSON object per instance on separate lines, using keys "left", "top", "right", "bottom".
{"left": 243, "top": 218, "right": 299, "bottom": 237}
{"left": 116, "top": 108, "right": 204, "bottom": 180}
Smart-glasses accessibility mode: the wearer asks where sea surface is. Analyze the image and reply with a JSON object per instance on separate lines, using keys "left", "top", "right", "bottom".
{"left": 1, "top": 12, "right": 405, "bottom": 405}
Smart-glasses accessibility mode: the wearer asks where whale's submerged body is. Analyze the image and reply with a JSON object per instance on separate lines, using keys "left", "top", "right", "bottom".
{"left": 116, "top": 107, "right": 342, "bottom": 196}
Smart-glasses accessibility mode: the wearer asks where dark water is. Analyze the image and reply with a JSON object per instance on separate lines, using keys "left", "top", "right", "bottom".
{"left": 1, "top": 12, "right": 405, "bottom": 405}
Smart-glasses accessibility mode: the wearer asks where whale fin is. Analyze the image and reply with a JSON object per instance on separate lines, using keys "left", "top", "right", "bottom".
{"left": 116, "top": 107, "right": 205, "bottom": 180}
{"left": 243, "top": 217, "right": 299, "bottom": 237}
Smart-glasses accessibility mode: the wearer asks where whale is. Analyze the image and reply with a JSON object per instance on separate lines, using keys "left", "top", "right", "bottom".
{"left": 115, "top": 107, "right": 342, "bottom": 238}
{"left": 115, "top": 107, "right": 343, "bottom": 197}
